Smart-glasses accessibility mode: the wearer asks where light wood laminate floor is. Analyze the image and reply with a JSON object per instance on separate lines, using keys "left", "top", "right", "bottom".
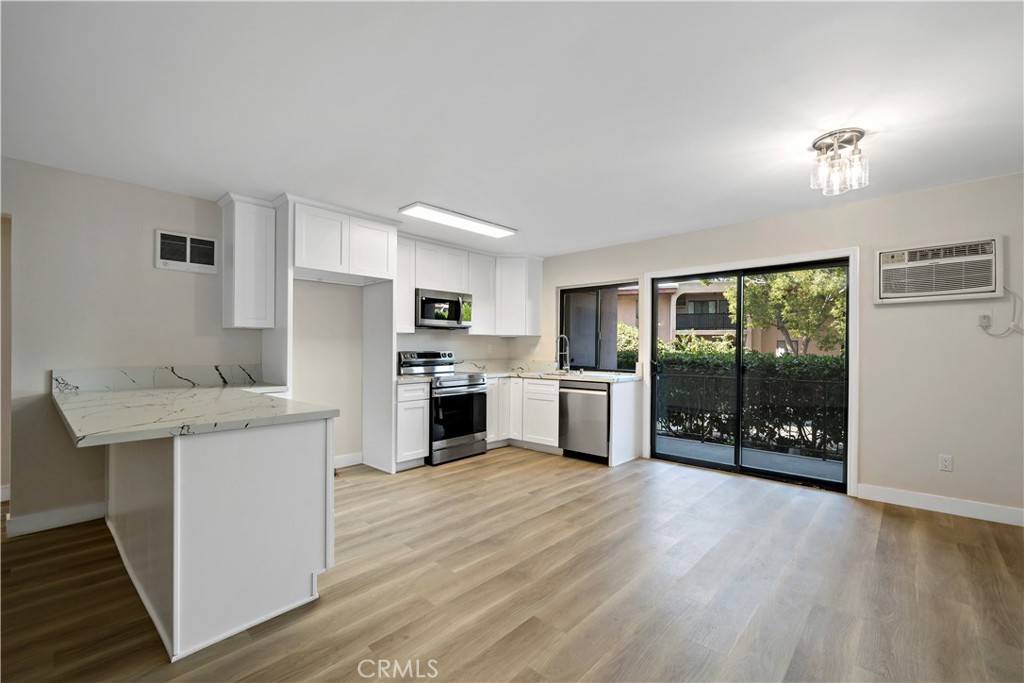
{"left": 2, "top": 447, "right": 1022, "bottom": 682}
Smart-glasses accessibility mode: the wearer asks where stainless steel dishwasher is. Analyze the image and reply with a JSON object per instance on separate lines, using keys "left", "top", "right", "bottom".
{"left": 558, "top": 380, "right": 609, "bottom": 458}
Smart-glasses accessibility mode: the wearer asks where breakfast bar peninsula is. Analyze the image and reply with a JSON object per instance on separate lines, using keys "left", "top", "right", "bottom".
{"left": 50, "top": 365, "right": 338, "bottom": 661}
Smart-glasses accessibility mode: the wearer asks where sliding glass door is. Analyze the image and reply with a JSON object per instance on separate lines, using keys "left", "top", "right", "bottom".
{"left": 651, "top": 260, "right": 849, "bottom": 490}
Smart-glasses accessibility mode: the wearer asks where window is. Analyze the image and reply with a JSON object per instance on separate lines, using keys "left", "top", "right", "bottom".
{"left": 558, "top": 281, "right": 638, "bottom": 372}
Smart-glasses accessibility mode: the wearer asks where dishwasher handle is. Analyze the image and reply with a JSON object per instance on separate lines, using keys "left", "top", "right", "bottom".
{"left": 559, "top": 387, "right": 606, "bottom": 395}
{"left": 559, "top": 380, "right": 609, "bottom": 392}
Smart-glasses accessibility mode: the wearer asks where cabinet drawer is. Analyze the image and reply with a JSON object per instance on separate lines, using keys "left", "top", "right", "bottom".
{"left": 523, "top": 379, "right": 559, "bottom": 396}
{"left": 397, "top": 382, "right": 431, "bottom": 402}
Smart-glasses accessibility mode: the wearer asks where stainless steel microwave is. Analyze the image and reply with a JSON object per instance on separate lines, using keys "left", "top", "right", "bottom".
{"left": 415, "top": 288, "right": 473, "bottom": 329}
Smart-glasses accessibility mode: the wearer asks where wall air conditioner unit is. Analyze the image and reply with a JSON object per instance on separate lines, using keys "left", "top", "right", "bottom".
{"left": 875, "top": 236, "right": 1002, "bottom": 304}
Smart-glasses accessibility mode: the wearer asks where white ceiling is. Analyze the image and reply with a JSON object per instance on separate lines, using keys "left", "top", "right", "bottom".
{"left": 2, "top": 2, "right": 1021, "bottom": 257}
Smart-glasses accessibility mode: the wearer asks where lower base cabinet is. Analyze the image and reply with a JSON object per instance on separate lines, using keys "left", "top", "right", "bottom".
{"left": 396, "top": 383, "right": 430, "bottom": 463}
{"left": 522, "top": 379, "right": 559, "bottom": 446}
{"left": 488, "top": 377, "right": 558, "bottom": 449}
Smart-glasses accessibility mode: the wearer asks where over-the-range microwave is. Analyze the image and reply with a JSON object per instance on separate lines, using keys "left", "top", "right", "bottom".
{"left": 415, "top": 288, "right": 473, "bottom": 329}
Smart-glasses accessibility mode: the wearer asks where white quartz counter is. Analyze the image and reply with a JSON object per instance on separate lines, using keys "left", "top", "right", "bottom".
{"left": 53, "top": 387, "right": 339, "bottom": 448}
{"left": 485, "top": 371, "right": 642, "bottom": 383}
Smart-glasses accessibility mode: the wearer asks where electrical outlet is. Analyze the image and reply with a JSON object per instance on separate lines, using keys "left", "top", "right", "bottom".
{"left": 939, "top": 455, "right": 954, "bottom": 472}
{"left": 978, "top": 313, "right": 992, "bottom": 329}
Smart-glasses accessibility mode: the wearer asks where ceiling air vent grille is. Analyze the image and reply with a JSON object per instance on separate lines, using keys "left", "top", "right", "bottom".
{"left": 876, "top": 237, "right": 1002, "bottom": 304}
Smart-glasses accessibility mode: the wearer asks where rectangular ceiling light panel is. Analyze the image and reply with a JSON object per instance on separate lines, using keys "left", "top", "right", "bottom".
{"left": 398, "top": 202, "right": 516, "bottom": 239}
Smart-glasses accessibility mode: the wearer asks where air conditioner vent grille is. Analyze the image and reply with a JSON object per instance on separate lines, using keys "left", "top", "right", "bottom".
{"left": 906, "top": 241, "right": 994, "bottom": 262}
{"left": 882, "top": 261, "right": 994, "bottom": 296}
{"left": 876, "top": 237, "right": 1001, "bottom": 303}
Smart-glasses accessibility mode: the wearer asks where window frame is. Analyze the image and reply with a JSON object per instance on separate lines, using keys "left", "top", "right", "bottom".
{"left": 557, "top": 280, "right": 639, "bottom": 372}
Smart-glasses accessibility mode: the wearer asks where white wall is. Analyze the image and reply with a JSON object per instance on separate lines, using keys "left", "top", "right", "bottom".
{"left": 521, "top": 175, "right": 1024, "bottom": 512}
{"left": 1, "top": 158, "right": 262, "bottom": 521}
{"left": 291, "top": 279, "right": 363, "bottom": 457}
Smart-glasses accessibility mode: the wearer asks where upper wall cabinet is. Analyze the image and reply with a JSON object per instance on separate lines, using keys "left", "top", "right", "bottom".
{"left": 294, "top": 203, "right": 349, "bottom": 274}
{"left": 219, "top": 193, "right": 276, "bottom": 329}
{"left": 394, "top": 237, "right": 416, "bottom": 334}
{"left": 290, "top": 197, "right": 398, "bottom": 286}
{"left": 495, "top": 256, "right": 543, "bottom": 336}
{"left": 349, "top": 216, "right": 398, "bottom": 280}
{"left": 415, "top": 242, "right": 468, "bottom": 293}
{"left": 467, "top": 252, "right": 496, "bottom": 336}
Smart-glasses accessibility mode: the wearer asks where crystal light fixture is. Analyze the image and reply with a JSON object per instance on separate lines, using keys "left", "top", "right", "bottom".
{"left": 809, "top": 128, "right": 869, "bottom": 196}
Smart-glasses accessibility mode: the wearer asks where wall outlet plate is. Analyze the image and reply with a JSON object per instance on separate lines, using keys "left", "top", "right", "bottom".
{"left": 939, "top": 455, "right": 954, "bottom": 472}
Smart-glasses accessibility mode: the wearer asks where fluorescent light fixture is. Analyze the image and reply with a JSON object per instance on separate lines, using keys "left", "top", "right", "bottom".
{"left": 398, "top": 202, "right": 517, "bottom": 239}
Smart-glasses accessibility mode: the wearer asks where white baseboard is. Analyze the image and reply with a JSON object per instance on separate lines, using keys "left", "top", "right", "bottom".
{"left": 857, "top": 484, "right": 1024, "bottom": 527}
{"left": 333, "top": 451, "right": 362, "bottom": 469}
{"left": 1, "top": 484, "right": 9, "bottom": 502}
{"left": 6, "top": 501, "right": 107, "bottom": 537}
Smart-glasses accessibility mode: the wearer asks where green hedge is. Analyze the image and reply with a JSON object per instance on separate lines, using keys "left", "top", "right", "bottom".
{"left": 633, "top": 348, "right": 847, "bottom": 461}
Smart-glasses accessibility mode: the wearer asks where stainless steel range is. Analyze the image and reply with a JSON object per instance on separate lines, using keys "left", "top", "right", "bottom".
{"left": 398, "top": 351, "right": 487, "bottom": 465}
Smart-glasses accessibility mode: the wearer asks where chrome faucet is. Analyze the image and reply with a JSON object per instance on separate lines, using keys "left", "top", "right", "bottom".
{"left": 556, "top": 334, "right": 571, "bottom": 372}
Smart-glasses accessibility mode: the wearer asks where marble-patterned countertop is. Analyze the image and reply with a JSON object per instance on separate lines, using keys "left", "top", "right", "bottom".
{"left": 396, "top": 371, "right": 641, "bottom": 384}
{"left": 485, "top": 371, "right": 641, "bottom": 383}
{"left": 52, "top": 387, "right": 339, "bottom": 448}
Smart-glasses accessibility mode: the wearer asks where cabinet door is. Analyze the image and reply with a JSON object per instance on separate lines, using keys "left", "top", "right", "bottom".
{"left": 441, "top": 247, "right": 469, "bottom": 292}
{"left": 467, "top": 253, "right": 495, "bottom": 335}
{"left": 495, "top": 257, "right": 542, "bottom": 336}
{"left": 415, "top": 242, "right": 469, "bottom": 292}
{"left": 498, "top": 378, "right": 510, "bottom": 440}
{"left": 522, "top": 381, "right": 559, "bottom": 447}
{"left": 414, "top": 242, "right": 444, "bottom": 290}
{"left": 396, "top": 399, "right": 430, "bottom": 462}
{"left": 486, "top": 381, "right": 499, "bottom": 443}
{"left": 495, "top": 258, "right": 526, "bottom": 336}
{"left": 349, "top": 217, "right": 397, "bottom": 279}
{"left": 394, "top": 238, "right": 416, "bottom": 334}
{"left": 222, "top": 197, "right": 275, "bottom": 329}
{"left": 509, "top": 378, "right": 523, "bottom": 440}
{"left": 294, "top": 203, "right": 348, "bottom": 273}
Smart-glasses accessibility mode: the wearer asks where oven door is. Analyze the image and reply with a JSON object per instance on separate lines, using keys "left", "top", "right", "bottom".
{"left": 430, "top": 387, "right": 487, "bottom": 462}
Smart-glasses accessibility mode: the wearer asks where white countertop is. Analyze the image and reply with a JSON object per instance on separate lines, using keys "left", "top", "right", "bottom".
{"left": 52, "top": 387, "right": 339, "bottom": 448}
{"left": 485, "top": 371, "right": 641, "bottom": 383}
{"left": 397, "top": 372, "right": 641, "bottom": 384}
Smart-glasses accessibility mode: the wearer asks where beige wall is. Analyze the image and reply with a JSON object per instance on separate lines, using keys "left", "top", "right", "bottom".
{"left": 292, "top": 280, "right": 363, "bottom": 457}
{"left": 521, "top": 175, "right": 1024, "bottom": 509}
{"left": 1, "top": 158, "right": 262, "bottom": 518}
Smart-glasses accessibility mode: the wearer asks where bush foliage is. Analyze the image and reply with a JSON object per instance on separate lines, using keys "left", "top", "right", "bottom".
{"left": 617, "top": 324, "right": 847, "bottom": 460}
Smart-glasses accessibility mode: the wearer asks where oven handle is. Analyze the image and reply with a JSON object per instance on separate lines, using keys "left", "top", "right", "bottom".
{"left": 432, "top": 385, "right": 488, "bottom": 397}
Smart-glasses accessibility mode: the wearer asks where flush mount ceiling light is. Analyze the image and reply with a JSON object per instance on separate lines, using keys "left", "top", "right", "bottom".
{"left": 398, "top": 202, "right": 517, "bottom": 239}
{"left": 809, "top": 127, "right": 869, "bottom": 196}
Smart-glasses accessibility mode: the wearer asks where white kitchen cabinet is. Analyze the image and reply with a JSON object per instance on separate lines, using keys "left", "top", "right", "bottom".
{"left": 290, "top": 196, "right": 398, "bottom": 286}
{"left": 348, "top": 216, "right": 397, "bottom": 280}
{"left": 497, "top": 379, "right": 510, "bottom": 440}
{"left": 509, "top": 377, "right": 523, "bottom": 440}
{"left": 467, "top": 252, "right": 496, "bottom": 335}
{"left": 396, "top": 385, "right": 430, "bottom": 463}
{"left": 486, "top": 377, "right": 511, "bottom": 445}
{"left": 294, "top": 203, "right": 349, "bottom": 274}
{"left": 522, "top": 379, "right": 559, "bottom": 447}
{"left": 219, "top": 193, "right": 276, "bottom": 329}
{"left": 394, "top": 237, "right": 416, "bottom": 334}
{"left": 495, "top": 256, "right": 543, "bottom": 336}
{"left": 416, "top": 242, "right": 469, "bottom": 292}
